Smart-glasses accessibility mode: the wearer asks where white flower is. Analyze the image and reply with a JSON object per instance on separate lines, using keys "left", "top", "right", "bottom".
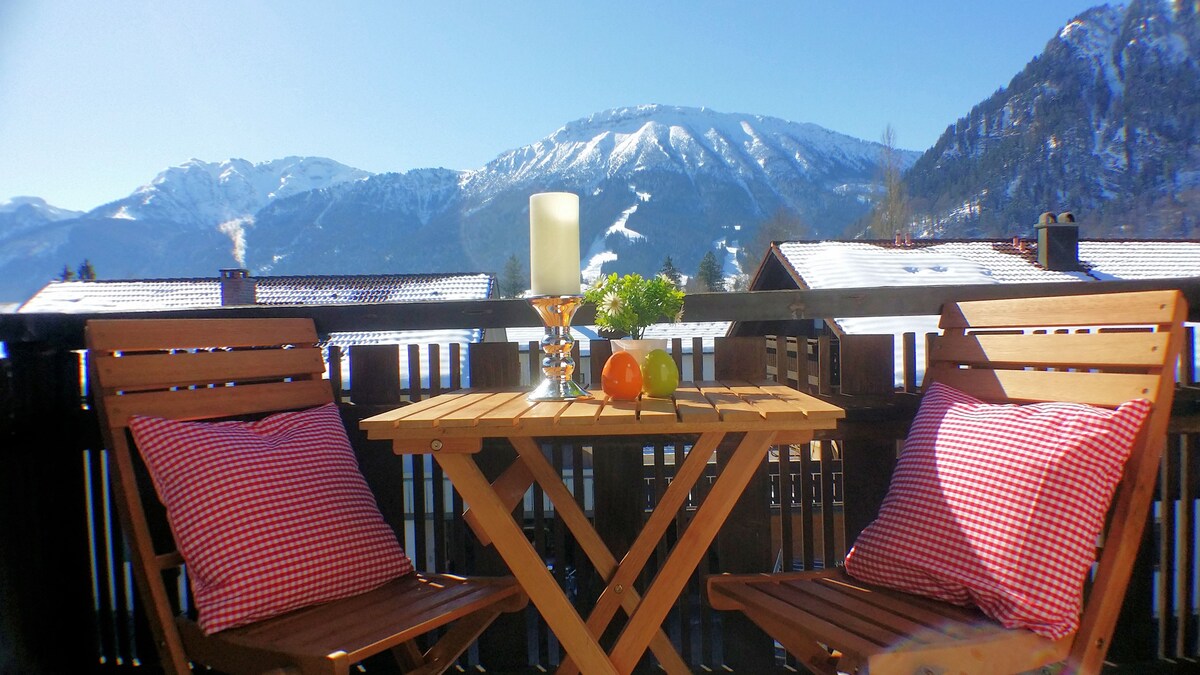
{"left": 601, "top": 290, "right": 621, "bottom": 316}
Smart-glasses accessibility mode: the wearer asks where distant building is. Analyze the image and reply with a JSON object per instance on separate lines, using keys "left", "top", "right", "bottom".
{"left": 21, "top": 267, "right": 494, "bottom": 310}
{"left": 20, "top": 269, "right": 499, "bottom": 388}
{"left": 737, "top": 219, "right": 1200, "bottom": 385}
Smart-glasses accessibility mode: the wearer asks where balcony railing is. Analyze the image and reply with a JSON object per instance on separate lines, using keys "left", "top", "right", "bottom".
{"left": 3, "top": 278, "right": 1200, "bottom": 674}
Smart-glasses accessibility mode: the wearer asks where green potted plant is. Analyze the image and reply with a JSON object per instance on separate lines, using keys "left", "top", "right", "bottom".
{"left": 584, "top": 272, "right": 685, "bottom": 362}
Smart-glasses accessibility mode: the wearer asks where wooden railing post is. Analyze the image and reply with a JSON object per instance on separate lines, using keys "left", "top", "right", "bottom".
{"left": 343, "top": 343, "right": 415, "bottom": 559}
{"left": 464, "top": 341, "right": 529, "bottom": 671}
{"left": 588, "top": 339, "right": 613, "bottom": 386}
{"left": 588, "top": 338, "right": 641, "bottom": 560}
{"left": 0, "top": 342, "right": 96, "bottom": 673}
{"left": 902, "top": 331, "right": 918, "bottom": 393}
{"left": 817, "top": 334, "right": 835, "bottom": 396}
{"left": 587, "top": 339, "right": 646, "bottom": 651}
{"left": 347, "top": 344, "right": 401, "bottom": 405}
{"left": 470, "top": 341, "right": 521, "bottom": 389}
{"left": 837, "top": 334, "right": 894, "bottom": 396}
{"left": 712, "top": 336, "right": 774, "bottom": 671}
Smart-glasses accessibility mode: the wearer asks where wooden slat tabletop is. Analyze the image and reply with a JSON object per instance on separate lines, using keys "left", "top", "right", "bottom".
{"left": 361, "top": 381, "right": 844, "bottom": 443}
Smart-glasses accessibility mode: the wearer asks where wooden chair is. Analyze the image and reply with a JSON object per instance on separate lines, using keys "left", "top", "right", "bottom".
{"left": 707, "top": 289, "right": 1188, "bottom": 675}
{"left": 87, "top": 317, "right": 527, "bottom": 675}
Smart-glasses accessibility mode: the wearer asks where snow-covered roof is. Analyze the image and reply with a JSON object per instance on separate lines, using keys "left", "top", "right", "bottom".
{"left": 17, "top": 272, "right": 495, "bottom": 349}
{"left": 21, "top": 279, "right": 221, "bottom": 313}
{"left": 777, "top": 239, "right": 1200, "bottom": 292}
{"left": 18, "top": 273, "right": 494, "bottom": 313}
{"left": 1077, "top": 241, "right": 1200, "bottom": 280}
{"left": 777, "top": 238, "right": 1200, "bottom": 292}
{"left": 769, "top": 238, "right": 1200, "bottom": 385}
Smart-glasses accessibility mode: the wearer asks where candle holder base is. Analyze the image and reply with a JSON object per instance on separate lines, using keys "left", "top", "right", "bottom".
{"left": 528, "top": 376, "right": 591, "bottom": 401}
{"left": 527, "top": 295, "right": 593, "bottom": 402}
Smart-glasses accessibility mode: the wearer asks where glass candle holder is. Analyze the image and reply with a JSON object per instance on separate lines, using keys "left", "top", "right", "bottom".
{"left": 527, "top": 295, "right": 592, "bottom": 401}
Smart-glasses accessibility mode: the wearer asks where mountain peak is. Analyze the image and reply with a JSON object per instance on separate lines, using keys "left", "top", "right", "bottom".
{"left": 97, "top": 156, "right": 373, "bottom": 228}
{"left": 475, "top": 104, "right": 914, "bottom": 201}
{"left": 0, "top": 196, "right": 82, "bottom": 222}
{"left": 550, "top": 104, "right": 882, "bottom": 151}
{"left": 1055, "top": 5, "right": 1122, "bottom": 56}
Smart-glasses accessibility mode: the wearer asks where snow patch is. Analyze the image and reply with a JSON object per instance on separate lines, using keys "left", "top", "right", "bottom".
{"left": 581, "top": 201, "right": 647, "bottom": 283}
{"left": 605, "top": 203, "right": 646, "bottom": 242}
{"left": 582, "top": 250, "right": 617, "bottom": 284}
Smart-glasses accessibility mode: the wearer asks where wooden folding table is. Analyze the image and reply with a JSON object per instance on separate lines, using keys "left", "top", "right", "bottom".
{"left": 361, "top": 381, "right": 843, "bottom": 675}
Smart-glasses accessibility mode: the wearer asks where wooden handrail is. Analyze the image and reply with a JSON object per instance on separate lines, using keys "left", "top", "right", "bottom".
{"left": 4, "top": 277, "right": 1200, "bottom": 346}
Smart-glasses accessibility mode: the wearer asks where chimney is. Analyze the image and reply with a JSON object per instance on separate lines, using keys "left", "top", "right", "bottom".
{"left": 219, "top": 268, "right": 256, "bottom": 306}
{"left": 1034, "top": 211, "right": 1079, "bottom": 271}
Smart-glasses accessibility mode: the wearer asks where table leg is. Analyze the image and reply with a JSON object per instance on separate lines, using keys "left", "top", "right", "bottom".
{"left": 609, "top": 430, "right": 783, "bottom": 673}
{"left": 434, "top": 453, "right": 618, "bottom": 675}
{"left": 547, "top": 433, "right": 725, "bottom": 675}
{"left": 462, "top": 456, "right": 534, "bottom": 546}
{"left": 508, "top": 438, "right": 692, "bottom": 675}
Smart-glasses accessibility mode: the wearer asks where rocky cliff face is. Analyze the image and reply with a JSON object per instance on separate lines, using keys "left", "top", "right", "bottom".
{"left": 905, "top": 0, "right": 1200, "bottom": 238}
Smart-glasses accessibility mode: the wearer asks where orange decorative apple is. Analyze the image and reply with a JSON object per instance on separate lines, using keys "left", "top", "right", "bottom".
{"left": 601, "top": 350, "right": 642, "bottom": 400}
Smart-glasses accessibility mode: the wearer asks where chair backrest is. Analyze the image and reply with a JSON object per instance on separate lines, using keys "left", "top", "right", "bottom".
{"left": 86, "top": 317, "right": 331, "bottom": 674}
{"left": 924, "top": 289, "right": 1186, "bottom": 673}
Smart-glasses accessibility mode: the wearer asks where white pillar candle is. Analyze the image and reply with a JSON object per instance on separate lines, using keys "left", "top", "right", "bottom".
{"left": 529, "top": 192, "right": 581, "bottom": 296}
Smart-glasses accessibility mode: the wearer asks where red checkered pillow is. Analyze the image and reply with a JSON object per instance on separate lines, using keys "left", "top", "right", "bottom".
{"left": 128, "top": 402, "right": 414, "bottom": 634}
{"left": 844, "top": 382, "right": 1150, "bottom": 639}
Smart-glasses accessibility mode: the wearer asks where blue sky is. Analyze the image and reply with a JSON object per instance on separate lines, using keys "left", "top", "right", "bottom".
{"left": 1, "top": 1, "right": 1104, "bottom": 212}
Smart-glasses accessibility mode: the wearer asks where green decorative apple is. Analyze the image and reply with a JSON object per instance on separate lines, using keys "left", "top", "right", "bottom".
{"left": 640, "top": 348, "right": 679, "bottom": 397}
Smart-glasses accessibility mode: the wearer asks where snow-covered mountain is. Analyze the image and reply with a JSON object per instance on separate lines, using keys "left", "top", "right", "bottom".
{"left": 6, "top": 5, "right": 1199, "bottom": 306}
{"left": 0, "top": 106, "right": 912, "bottom": 304}
{"left": 91, "top": 156, "right": 373, "bottom": 228}
{"left": 469, "top": 106, "right": 891, "bottom": 199}
{"left": 0, "top": 197, "right": 83, "bottom": 239}
{"left": 906, "top": 0, "right": 1200, "bottom": 237}
{"left": 0, "top": 157, "right": 374, "bottom": 303}
{"left": 244, "top": 105, "right": 912, "bottom": 284}
{"left": 1, "top": 196, "right": 81, "bottom": 221}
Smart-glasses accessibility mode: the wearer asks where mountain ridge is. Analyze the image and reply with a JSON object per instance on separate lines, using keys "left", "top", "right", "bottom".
{"left": 905, "top": 0, "right": 1200, "bottom": 237}
{"left": 1, "top": 105, "right": 912, "bottom": 304}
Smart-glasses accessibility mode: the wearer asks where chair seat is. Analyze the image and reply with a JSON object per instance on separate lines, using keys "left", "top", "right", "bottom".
{"left": 179, "top": 573, "right": 525, "bottom": 673}
{"left": 706, "top": 290, "right": 1188, "bottom": 674}
{"left": 707, "top": 569, "right": 1070, "bottom": 675}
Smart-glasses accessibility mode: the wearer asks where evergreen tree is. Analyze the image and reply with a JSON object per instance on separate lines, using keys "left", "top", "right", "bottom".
{"left": 499, "top": 254, "right": 525, "bottom": 298}
{"left": 77, "top": 259, "right": 96, "bottom": 281}
{"left": 696, "top": 251, "right": 724, "bottom": 292}
{"left": 58, "top": 265, "right": 75, "bottom": 281}
{"left": 658, "top": 256, "right": 682, "bottom": 287}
